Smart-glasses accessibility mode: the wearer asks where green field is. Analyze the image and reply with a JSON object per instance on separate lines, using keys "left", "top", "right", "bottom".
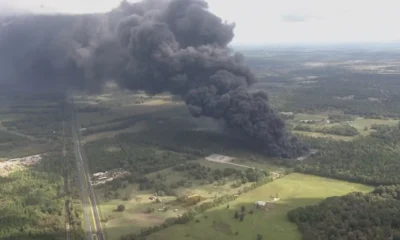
{"left": 290, "top": 111, "right": 398, "bottom": 140}
{"left": 147, "top": 173, "right": 372, "bottom": 240}
{"left": 293, "top": 130, "right": 354, "bottom": 141}
{"left": 98, "top": 189, "right": 181, "bottom": 240}
{"left": 95, "top": 161, "right": 268, "bottom": 240}
{"left": 73, "top": 90, "right": 182, "bottom": 128}
{"left": 352, "top": 117, "right": 399, "bottom": 134}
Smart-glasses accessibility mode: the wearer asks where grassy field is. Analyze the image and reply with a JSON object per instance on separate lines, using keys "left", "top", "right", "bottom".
{"left": 290, "top": 111, "right": 398, "bottom": 140}
{"left": 147, "top": 173, "right": 373, "bottom": 240}
{"left": 293, "top": 130, "right": 354, "bottom": 141}
{"left": 77, "top": 103, "right": 183, "bottom": 127}
{"left": 73, "top": 90, "right": 183, "bottom": 128}
{"left": 352, "top": 117, "right": 399, "bottom": 134}
{"left": 0, "top": 113, "right": 52, "bottom": 158}
{"left": 95, "top": 157, "right": 283, "bottom": 240}
{"left": 96, "top": 180, "right": 252, "bottom": 240}
{"left": 82, "top": 121, "right": 148, "bottom": 143}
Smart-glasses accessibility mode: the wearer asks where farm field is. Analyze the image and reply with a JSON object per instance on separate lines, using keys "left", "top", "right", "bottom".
{"left": 288, "top": 111, "right": 399, "bottom": 140}
{"left": 73, "top": 90, "right": 183, "bottom": 128}
{"left": 94, "top": 157, "right": 280, "bottom": 240}
{"left": 147, "top": 173, "right": 373, "bottom": 240}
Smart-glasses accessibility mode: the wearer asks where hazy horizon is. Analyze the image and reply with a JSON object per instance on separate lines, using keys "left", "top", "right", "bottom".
{"left": 1, "top": 0, "right": 400, "bottom": 45}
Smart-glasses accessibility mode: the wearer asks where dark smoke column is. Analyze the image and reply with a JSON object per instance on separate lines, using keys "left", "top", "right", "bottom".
{"left": 0, "top": 0, "right": 306, "bottom": 158}
{"left": 108, "top": 0, "right": 306, "bottom": 158}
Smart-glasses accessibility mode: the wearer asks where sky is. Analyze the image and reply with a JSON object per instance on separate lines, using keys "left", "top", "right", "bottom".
{"left": 1, "top": 0, "right": 399, "bottom": 45}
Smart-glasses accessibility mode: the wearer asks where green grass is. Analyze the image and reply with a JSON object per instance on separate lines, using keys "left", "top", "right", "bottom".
{"left": 96, "top": 158, "right": 279, "bottom": 240}
{"left": 290, "top": 111, "right": 399, "bottom": 140}
{"left": 352, "top": 117, "right": 399, "bottom": 135}
{"left": 293, "top": 130, "right": 354, "bottom": 141}
{"left": 97, "top": 186, "right": 185, "bottom": 240}
{"left": 0, "top": 113, "right": 25, "bottom": 122}
{"left": 293, "top": 112, "right": 333, "bottom": 121}
{"left": 147, "top": 173, "right": 373, "bottom": 240}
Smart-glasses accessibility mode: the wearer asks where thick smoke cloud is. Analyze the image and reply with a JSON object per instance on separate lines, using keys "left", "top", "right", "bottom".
{"left": 0, "top": 13, "right": 105, "bottom": 91}
{"left": 0, "top": 0, "right": 307, "bottom": 157}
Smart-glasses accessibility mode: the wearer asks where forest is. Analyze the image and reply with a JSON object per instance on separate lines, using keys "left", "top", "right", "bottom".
{"left": 0, "top": 92, "right": 84, "bottom": 240}
{"left": 288, "top": 185, "right": 400, "bottom": 240}
{"left": 0, "top": 153, "right": 84, "bottom": 240}
{"left": 295, "top": 123, "right": 400, "bottom": 185}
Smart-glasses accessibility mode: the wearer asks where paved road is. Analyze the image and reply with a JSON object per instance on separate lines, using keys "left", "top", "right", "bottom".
{"left": 71, "top": 103, "right": 93, "bottom": 240}
{"left": 62, "top": 119, "right": 71, "bottom": 240}
{"left": 70, "top": 97, "right": 105, "bottom": 240}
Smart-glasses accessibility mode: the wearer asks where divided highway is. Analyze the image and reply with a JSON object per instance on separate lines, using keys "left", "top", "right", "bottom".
{"left": 70, "top": 97, "right": 105, "bottom": 240}
{"left": 62, "top": 119, "right": 71, "bottom": 240}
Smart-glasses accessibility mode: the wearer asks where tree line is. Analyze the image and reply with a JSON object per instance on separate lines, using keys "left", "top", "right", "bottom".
{"left": 120, "top": 177, "right": 273, "bottom": 240}
{"left": 296, "top": 124, "right": 400, "bottom": 185}
{"left": 288, "top": 185, "right": 400, "bottom": 240}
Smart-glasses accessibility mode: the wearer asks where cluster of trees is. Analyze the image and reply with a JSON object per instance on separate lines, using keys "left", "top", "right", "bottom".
{"left": 328, "top": 114, "right": 355, "bottom": 123}
{"left": 3, "top": 112, "right": 63, "bottom": 140}
{"left": 294, "top": 123, "right": 359, "bottom": 136}
{"left": 233, "top": 205, "right": 247, "bottom": 221}
{"left": 294, "top": 125, "right": 312, "bottom": 132}
{"left": 82, "top": 114, "right": 151, "bottom": 136}
{"left": 120, "top": 194, "right": 239, "bottom": 240}
{"left": 296, "top": 124, "right": 400, "bottom": 185}
{"left": 119, "top": 120, "right": 261, "bottom": 157}
{"left": 84, "top": 137, "right": 194, "bottom": 174}
{"left": 123, "top": 165, "right": 268, "bottom": 198}
{"left": 0, "top": 93, "right": 66, "bottom": 140}
{"left": 288, "top": 185, "right": 400, "bottom": 240}
{"left": 0, "top": 93, "right": 85, "bottom": 239}
{"left": 173, "top": 163, "right": 269, "bottom": 183}
{"left": 0, "top": 154, "right": 69, "bottom": 239}
{"left": 315, "top": 124, "right": 359, "bottom": 136}
{"left": 279, "top": 71, "right": 400, "bottom": 118}
{"left": 0, "top": 130, "right": 26, "bottom": 144}
{"left": 120, "top": 173, "right": 273, "bottom": 240}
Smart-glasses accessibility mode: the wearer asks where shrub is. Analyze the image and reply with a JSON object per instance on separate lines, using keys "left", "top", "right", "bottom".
{"left": 117, "top": 204, "right": 125, "bottom": 212}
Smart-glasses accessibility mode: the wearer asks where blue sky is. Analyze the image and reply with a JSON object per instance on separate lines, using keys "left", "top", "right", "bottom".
{"left": 1, "top": 0, "right": 399, "bottom": 45}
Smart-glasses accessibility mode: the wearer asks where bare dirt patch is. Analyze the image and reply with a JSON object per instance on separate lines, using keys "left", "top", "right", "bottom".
{"left": 0, "top": 154, "right": 42, "bottom": 176}
{"left": 206, "top": 154, "right": 236, "bottom": 163}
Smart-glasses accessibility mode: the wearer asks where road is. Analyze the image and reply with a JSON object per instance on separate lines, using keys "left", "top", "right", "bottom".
{"left": 70, "top": 97, "right": 105, "bottom": 240}
{"left": 62, "top": 119, "right": 71, "bottom": 240}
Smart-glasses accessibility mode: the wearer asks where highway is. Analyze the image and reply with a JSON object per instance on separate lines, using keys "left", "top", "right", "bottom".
{"left": 70, "top": 97, "right": 105, "bottom": 240}
{"left": 62, "top": 119, "right": 71, "bottom": 240}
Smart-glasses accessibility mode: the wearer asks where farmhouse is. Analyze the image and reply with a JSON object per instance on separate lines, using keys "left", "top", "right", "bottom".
{"left": 255, "top": 201, "right": 267, "bottom": 207}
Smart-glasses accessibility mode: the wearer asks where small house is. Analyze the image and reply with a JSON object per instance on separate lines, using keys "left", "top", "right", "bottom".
{"left": 255, "top": 201, "right": 267, "bottom": 208}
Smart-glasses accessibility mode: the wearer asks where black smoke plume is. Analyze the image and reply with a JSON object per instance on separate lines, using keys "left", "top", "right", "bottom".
{"left": 0, "top": 0, "right": 307, "bottom": 157}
